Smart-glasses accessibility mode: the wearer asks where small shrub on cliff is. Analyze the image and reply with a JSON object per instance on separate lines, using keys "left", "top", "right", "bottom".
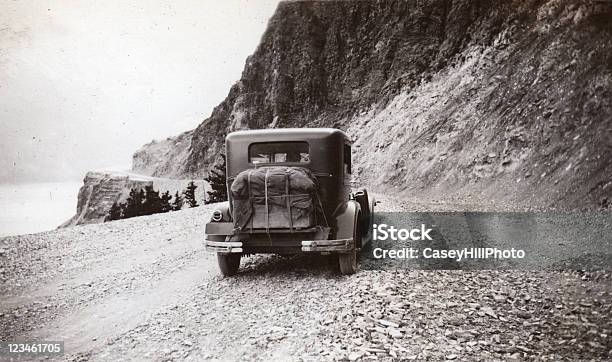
{"left": 106, "top": 186, "right": 176, "bottom": 222}
{"left": 106, "top": 202, "right": 123, "bottom": 221}
{"left": 142, "top": 186, "right": 173, "bottom": 215}
{"left": 134, "top": 186, "right": 173, "bottom": 216}
{"left": 172, "top": 191, "right": 184, "bottom": 211}
{"left": 205, "top": 154, "right": 227, "bottom": 204}
{"left": 184, "top": 181, "right": 199, "bottom": 208}
{"left": 105, "top": 186, "right": 197, "bottom": 222}
{"left": 160, "top": 191, "right": 173, "bottom": 212}
{"left": 123, "top": 188, "right": 146, "bottom": 218}
{"left": 142, "top": 186, "right": 162, "bottom": 215}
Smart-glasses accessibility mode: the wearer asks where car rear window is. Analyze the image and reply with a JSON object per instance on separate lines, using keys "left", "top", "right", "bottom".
{"left": 249, "top": 142, "right": 310, "bottom": 164}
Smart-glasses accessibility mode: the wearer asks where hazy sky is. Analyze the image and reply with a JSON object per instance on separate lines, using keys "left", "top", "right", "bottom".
{"left": 0, "top": 0, "right": 280, "bottom": 183}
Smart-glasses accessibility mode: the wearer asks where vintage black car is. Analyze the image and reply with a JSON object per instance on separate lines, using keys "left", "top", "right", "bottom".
{"left": 204, "top": 128, "right": 374, "bottom": 276}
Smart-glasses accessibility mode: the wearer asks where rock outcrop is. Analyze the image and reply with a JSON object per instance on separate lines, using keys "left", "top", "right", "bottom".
{"left": 61, "top": 171, "right": 207, "bottom": 227}
{"left": 132, "top": 130, "right": 194, "bottom": 177}
{"left": 133, "top": 0, "right": 612, "bottom": 209}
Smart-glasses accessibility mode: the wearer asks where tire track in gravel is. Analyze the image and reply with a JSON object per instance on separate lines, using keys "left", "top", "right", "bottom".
{"left": 2, "top": 239, "right": 206, "bottom": 310}
{"left": 0, "top": 205, "right": 217, "bottom": 349}
{"left": 31, "top": 251, "right": 217, "bottom": 357}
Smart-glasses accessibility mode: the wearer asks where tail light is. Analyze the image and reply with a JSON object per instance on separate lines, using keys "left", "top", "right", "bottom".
{"left": 212, "top": 210, "right": 223, "bottom": 222}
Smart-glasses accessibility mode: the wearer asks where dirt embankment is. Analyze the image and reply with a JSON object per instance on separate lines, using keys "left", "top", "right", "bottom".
{"left": 1, "top": 197, "right": 610, "bottom": 361}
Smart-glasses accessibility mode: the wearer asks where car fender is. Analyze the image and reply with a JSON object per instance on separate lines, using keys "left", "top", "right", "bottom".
{"left": 332, "top": 200, "right": 361, "bottom": 247}
{"left": 206, "top": 201, "right": 231, "bottom": 242}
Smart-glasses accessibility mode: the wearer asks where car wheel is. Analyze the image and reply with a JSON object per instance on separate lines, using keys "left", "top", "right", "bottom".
{"left": 217, "top": 253, "right": 241, "bottom": 276}
{"left": 355, "top": 190, "right": 374, "bottom": 244}
{"left": 338, "top": 248, "right": 357, "bottom": 275}
{"left": 339, "top": 214, "right": 360, "bottom": 275}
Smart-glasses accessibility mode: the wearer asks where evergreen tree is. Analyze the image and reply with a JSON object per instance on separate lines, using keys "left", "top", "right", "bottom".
{"left": 106, "top": 201, "right": 123, "bottom": 221}
{"left": 137, "top": 189, "right": 146, "bottom": 216}
{"left": 172, "top": 191, "right": 184, "bottom": 211}
{"left": 160, "top": 191, "right": 173, "bottom": 213}
{"left": 123, "top": 187, "right": 145, "bottom": 218}
{"left": 205, "top": 154, "right": 227, "bottom": 204}
{"left": 184, "top": 181, "right": 199, "bottom": 208}
{"left": 142, "top": 185, "right": 162, "bottom": 215}
{"left": 108, "top": 187, "right": 174, "bottom": 221}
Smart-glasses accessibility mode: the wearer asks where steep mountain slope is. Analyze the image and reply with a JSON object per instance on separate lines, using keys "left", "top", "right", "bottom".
{"left": 133, "top": 0, "right": 612, "bottom": 210}
{"left": 132, "top": 130, "right": 194, "bottom": 178}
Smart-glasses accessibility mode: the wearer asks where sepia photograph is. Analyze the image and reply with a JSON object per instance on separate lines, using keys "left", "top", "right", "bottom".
{"left": 1, "top": 0, "right": 611, "bottom": 360}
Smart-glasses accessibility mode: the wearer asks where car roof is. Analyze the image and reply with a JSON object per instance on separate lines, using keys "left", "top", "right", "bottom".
{"left": 226, "top": 128, "right": 349, "bottom": 143}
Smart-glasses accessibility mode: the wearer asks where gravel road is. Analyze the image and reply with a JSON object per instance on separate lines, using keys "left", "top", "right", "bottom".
{"left": 1, "top": 195, "right": 611, "bottom": 361}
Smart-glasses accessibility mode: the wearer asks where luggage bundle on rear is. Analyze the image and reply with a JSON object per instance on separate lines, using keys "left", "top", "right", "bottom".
{"left": 230, "top": 166, "right": 320, "bottom": 230}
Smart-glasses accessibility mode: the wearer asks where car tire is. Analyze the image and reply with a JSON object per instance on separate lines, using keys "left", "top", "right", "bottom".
{"left": 339, "top": 214, "right": 361, "bottom": 275}
{"left": 354, "top": 190, "right": 370, "bottom": 243}
{"left": 217, "top": 253, "right": 241, "bottom": 276}
{"left": 339, "top": 249, "right": 357, "bottom": 275}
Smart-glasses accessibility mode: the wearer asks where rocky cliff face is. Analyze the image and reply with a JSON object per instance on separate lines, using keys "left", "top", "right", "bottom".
{"left": 62, "top": 171, "right": 207, "bottom": 227}
{"left": 133, "top": 0, "right": 612, "bottom": 210}
{"left": 132, "top": 130, "right": 194, "bottom": 177}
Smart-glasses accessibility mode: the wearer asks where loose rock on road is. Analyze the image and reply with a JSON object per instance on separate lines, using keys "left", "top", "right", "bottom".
{"left": 1, "top": 197, "right": 611, "bottom": 360}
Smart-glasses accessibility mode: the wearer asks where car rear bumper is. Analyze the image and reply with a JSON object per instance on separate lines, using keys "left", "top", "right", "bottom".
{"left": 301, "top": 238, "right": 353, "bottom": 252}
{"left": 205, "top": 222, "right": 346, "bottom": 253}
{"left": 205, "top": 240, "right": 243, "bottom": 253}
{"left": 203, "top": 238, "right": 353, "bottom": 254}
